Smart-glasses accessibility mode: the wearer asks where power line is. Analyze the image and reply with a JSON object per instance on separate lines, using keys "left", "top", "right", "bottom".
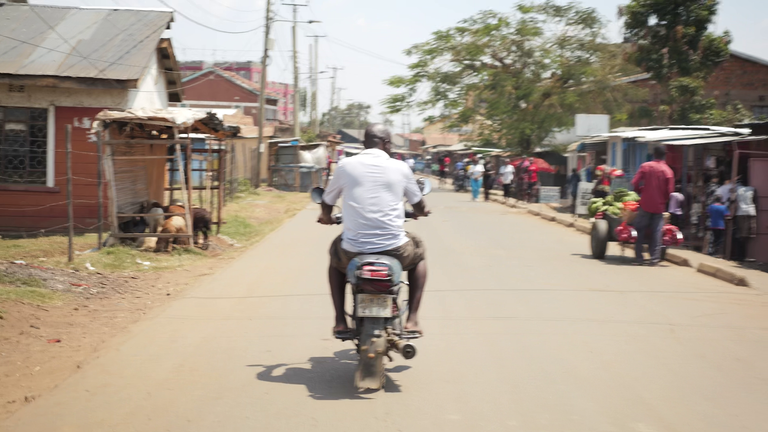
{"left": 185, "top": 0, "right": 265, "bottom": 24}
{"left": 208, "top": 0, "right": 263, "bottom": 13}
{"left": 327, "top": 37, "right": 407, "bottom": 66}
{"left": 156, "top": 0, "right": 267, "bottom": 34}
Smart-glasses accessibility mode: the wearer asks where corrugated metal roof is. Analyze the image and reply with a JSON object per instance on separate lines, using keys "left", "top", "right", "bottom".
{"left": 0, "top": 3, "right": 172, "bottom": 80}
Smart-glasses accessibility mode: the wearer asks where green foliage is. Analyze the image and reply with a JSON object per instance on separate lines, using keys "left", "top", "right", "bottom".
{"left": 320, "top": 102, "right": 372, "bottom": 131}
{"left": 620, "top": 0, "right": 735, "bottom": 125}
{"left": 384, "top": 1, "right": 633, "bottom": 154}
{"left": 301, "top": 129, "right": 318, "bottom": 144}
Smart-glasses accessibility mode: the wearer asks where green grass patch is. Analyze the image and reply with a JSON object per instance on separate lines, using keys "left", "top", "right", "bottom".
{"left": 0, "top": 272, "right": 45, "bottom": 289}
{"left": 0, "top": 286, "right": 65, "bottom": 305}
{"left": 219, "top": 215, "right": 260, "bottom": 241}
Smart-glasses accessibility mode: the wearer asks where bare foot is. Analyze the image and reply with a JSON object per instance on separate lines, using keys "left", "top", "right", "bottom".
{"left": 333, "top": 318, "right": 349, "bottom": 334}
{"left": 404, "top": 319, "right": 423, "bottom": 334}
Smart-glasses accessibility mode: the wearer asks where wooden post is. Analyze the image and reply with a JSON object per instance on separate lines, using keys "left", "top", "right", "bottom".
{"left": 175, "top": 143, "right": 195, "bottom": 246}
{"left": 217, "top": 148, "right": 225, "bottom": 235}
{"left": 206, "top": 139, "right": 213, "bottom": 209}
{"left": 186, "top": 139, "right": 193, "bottom": 207}
{"left": 97, "top": 130, "right": 104, "bottom": 249}
{"left": 66, "top": 125, "right": 74, "bottom": 262}
{"left": 103, "top": 138, "right": 119, "bottom": 236}
{"left": 229, "top": 141, "right": 236, "bottom": 199}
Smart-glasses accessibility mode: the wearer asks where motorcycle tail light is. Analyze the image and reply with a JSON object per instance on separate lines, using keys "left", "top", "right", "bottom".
{"left": 357, "top": 279, "right": 394, "bottom": 294}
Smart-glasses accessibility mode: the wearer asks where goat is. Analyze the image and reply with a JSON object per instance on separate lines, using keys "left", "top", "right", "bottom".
{"left": 146, "top": 207, "right": 165, "bottom": 234}
{"left": 190, "top": 208, "right": 212, "bottom": 249}
{"left": 154, "top": 216, "right": 188, "bottom": 252}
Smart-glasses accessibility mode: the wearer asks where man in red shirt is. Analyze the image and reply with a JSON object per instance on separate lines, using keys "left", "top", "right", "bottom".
{"left": 527, "top": 158, "right": 539, "bottom": 202}
{"left": 631, "top": 146, "right": 675, "bottom": 265}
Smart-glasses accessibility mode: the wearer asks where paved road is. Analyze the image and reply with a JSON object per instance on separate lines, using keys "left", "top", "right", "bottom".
{"left": 4, "top": 185, "right": 768, "bottom": 432}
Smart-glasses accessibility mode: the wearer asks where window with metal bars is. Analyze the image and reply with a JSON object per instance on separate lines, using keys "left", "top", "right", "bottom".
{"left": 0, "top": 107, "right": 48, "bottom": 185}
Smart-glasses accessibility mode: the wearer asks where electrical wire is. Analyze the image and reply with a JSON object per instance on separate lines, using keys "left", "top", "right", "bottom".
{"left": 327, "top": 37, "right": 407, "bottom": 66}
{"left": 207, "top": 0, "right": 263, "bottom": 13}
{"left": 185, "top": 0, "right": 265, "bottom": 24}
{"left": 156, "top": 0, "right": 267, "bottom": 34}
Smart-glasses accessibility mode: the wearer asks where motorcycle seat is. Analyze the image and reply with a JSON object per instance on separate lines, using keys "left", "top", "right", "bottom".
{"left": 346, "top": 255, "right": 402, "bottom": 286}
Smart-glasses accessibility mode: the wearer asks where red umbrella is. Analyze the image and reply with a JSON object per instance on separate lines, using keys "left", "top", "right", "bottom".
{"left": 510, "top": 157, "right": 556, "bottom": 173}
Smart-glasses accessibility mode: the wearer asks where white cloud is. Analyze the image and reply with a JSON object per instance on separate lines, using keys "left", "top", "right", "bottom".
{"left": 356, "top": 17, "right": 366, "bottom": 27}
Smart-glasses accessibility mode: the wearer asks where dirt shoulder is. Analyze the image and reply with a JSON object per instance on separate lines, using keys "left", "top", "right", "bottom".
{"left": 0, "top": 188, "right": 309, "bottom": 421}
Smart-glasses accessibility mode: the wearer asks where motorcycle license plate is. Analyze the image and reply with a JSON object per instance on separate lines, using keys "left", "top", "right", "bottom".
{"left": 356, "top": 294, "right": 393, "bottom": 318}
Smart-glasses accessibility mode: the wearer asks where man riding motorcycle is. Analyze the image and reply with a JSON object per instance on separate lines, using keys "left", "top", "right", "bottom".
{"left": 318, "top": 124, "right": 430, "bottom": 337}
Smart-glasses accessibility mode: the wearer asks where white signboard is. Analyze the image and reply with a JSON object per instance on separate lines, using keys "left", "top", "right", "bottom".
{"left": 575, "top": 181, "right": 596, "bottom": 215}
{"left": 538, "top": 186, "right": 561, "bottom": 204}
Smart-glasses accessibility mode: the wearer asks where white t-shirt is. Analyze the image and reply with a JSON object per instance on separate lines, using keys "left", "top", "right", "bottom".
{"left": 406, "top": 158, "right": 415, "bottom": 168}
{"left": 471, "top": 163, "right": 485, "bottom": 180}
{"left": 323, "top": 148, "right": 423, "bottom": 253}
{"left": 501, "top": 165, "right": 515, "bottom": 184}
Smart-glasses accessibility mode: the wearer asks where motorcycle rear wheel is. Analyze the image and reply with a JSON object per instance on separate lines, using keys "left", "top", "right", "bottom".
{"left": 355, "top": 318, "right": 386, "bottom": 390}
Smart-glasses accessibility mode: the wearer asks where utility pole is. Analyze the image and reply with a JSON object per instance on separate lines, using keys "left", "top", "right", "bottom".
{"left": 285, "top": 2, "right": 309, "bottom": 138}
{"left": 308, "top": 43, "right": 314, "bottom": 133}
{"left": 328, "top": 66, "right": 342, "bottom": 133}
{"left": 306, "top": 35, "right": 325, "bottom": 134}
{"left": 292, "top": 3, "right": 300, "bottom": 138}
{"left": 256, "top": 0, "right": 272, "bottom": 186}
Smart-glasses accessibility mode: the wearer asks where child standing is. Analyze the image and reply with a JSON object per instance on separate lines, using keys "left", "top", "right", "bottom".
{"left": 707, "top": 195, "right": 730, "bottom": 258}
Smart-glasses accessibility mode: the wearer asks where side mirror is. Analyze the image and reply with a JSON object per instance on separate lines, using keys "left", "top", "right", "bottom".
{"left": 310, "top": 187, "right": 325, "bottom": 204}
{"left": 416, "top": 177, "right": 432, "bottom": 196}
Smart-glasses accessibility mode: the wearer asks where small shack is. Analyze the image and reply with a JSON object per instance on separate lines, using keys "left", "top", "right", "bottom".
{"left": 94, "top": 108, "right": 239, "bottom": 244}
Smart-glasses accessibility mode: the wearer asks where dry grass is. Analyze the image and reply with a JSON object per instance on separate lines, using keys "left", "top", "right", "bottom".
{"left": 219, "top": 188, "right": 309, "bottom": 246}
{"left": 0, "top": 272, "right": 64, "bottom": 305}
{"left": 0, "top": 189, "right": 309, "bottom": 274}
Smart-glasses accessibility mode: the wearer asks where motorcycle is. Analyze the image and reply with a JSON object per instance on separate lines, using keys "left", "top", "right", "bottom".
{"left": 454, "top": 169, "right": 468, "bottom": 192}
{"left": 310, "top": 178, "right": 432, "bottom": 390}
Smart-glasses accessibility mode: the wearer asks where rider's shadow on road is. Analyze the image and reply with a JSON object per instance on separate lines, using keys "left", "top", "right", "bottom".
{"left": 248, "top": 349, "right": 411, "bottom": 400}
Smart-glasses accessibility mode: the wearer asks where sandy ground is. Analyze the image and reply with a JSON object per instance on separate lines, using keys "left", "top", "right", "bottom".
{"left": 0, "top": 246, "right": 234, "bottom": 420}
{"left": 2, "top": 186, "right": 768, "bottom": 432}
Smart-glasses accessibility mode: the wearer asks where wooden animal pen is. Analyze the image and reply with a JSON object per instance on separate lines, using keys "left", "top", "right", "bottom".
{"left": 94, "top": 109, "right": 238, "bottom": 244}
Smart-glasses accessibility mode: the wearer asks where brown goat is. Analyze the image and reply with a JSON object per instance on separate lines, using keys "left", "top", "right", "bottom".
{"left": 154, "top": 216, "right": 188, "bottom": 252}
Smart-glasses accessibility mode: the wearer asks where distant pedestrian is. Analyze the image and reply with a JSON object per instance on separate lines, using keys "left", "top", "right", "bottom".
{"left": 631, "top": 146, "right": 675, "bottom": 266}
{"left": 527, "top": 158, "right": 539, "bottom": 203}
{"left": 500, "top": 159, "right": 515, "bottom": 201}
{"left": 483, "top": 162, "right": 495, "bottom": 202}
{"left": 438, "top": 156, "right": 447, "bottom": 188}
{"left": 470, "top": 158, "right": 484, "bottom": 201}
{"left": 707, "top": 195, "right": 730, "bottom": 257}
{"left": 668, "top": 184, "right": 685, "bottom": 227}
{"left": 568, "top": 168, "right": 580, "bottom": 214}
{"left": 406, "top": 156, "right": 415, "bottom": 172}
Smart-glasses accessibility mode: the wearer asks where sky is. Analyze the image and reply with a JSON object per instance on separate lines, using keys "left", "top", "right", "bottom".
{"left": 30, "top": 0, "right": 768, "bottom": 131}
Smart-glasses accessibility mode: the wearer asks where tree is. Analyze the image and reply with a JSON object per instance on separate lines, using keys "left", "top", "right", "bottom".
{"left": 619, "top": 0, "right": 744, "bottom": 125}
{"left": 384, "top": 2, "right": 633, "bottom": 153}
{"left": 320, "top": 102, "right": 371, "bottom": 131}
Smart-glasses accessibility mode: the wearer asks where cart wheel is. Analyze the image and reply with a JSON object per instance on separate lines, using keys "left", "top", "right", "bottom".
{"left": 591, "top": 219, "right": 609, "bottom": 259}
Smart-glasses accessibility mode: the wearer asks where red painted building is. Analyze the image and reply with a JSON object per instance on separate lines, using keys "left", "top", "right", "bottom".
{"left": 174, "top": 68, "right": 279, "bottom": 127}
{"left": 0, "top": 4, "right": 182, "bottom": 234}
{"left": 178, "top": 61, "right": 295, "bottom": 122}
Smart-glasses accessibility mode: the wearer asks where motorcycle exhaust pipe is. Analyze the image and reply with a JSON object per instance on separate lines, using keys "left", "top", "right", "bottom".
{"left": 394, "top": 340, "right": 417, "bottom": 360}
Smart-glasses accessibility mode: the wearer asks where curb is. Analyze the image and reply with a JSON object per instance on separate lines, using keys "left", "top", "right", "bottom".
{"left": 555, "top": 216, "right": 574, "bottom": 228}
{"left": 697, "top": 262, "right": 750, "bottom": 287}
{"left": 484, "top": 192, "right": 755, "bottom": 288}
{"left": 664, "top": 251, "right": 691, "bottom": 268}
{"left": 540, "top": 212, "right": 556, "bottom": 221}
{"left": 574, "top": 221, "right": 592, "bottom": 234}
